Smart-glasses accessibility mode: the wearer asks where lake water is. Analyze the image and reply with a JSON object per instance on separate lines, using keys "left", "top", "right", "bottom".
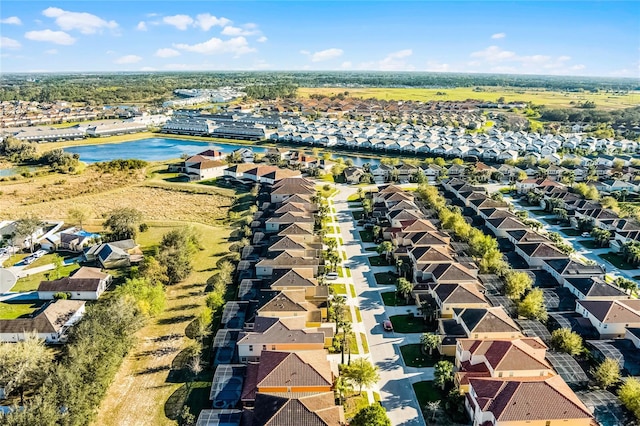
{"left": 0, "top": 166, "right": 38, "bottom": 177}
{"left": 63, "top": 137, "right": 381, "bottom": 167}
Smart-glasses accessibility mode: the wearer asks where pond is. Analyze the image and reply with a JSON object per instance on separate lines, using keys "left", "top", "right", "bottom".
{"left": 0, "top": 166, "right": 39, "bottom": 177}
{"left": 62, "top": 137, "right": 381, "bottom": 167}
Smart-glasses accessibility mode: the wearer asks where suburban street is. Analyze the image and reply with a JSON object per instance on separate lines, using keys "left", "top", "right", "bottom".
{"left": 331, "top": 184, "right": 430, "bottom": 426}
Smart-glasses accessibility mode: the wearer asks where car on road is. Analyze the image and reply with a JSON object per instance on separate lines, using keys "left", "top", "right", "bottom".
{"left": 326, "top": 272, "right": 339, "bottom": 280}
{"left": 33, "top": 250, "right": 48, "bottom": 258}
{"left": 23, "top": 256, "right": 36, "bottom": 265}
{"left": 382, "top": 320, "right": 393, "bottom": 331}
{"left": 581, "top": 232, "right": 591, "bottom": 238}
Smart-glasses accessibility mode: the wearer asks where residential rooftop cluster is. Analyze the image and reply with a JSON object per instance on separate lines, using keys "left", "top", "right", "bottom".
{"left": 197, "top": 176, "right": 348, "bottom": 425}
{"left": 162, "top": 87, "right": 246, "bottom": 108}
{"left": 365, "top": 182, "right": 638, "bottom": 425}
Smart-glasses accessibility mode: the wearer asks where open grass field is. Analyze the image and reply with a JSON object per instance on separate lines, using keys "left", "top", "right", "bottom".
{"left": 0, "top": 163, "right": 239, "bottom": 226}
{"left": 298, "top": 87, "right": 640, "bottom": 110}
{"left": 412, "top": 381, "right": 444, "bottom": 407}
{"left": 93, "top": 222, "right": 231, "bottom": 426}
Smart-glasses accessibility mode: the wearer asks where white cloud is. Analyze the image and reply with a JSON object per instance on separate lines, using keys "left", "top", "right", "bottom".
{"left": 155, "top": 48, "right": 181, "bottom": 58}
{"left": 42, "top": 7, "right": 118, "bottom": 34}
{"left": 221, "top": 24, "right": 260, "bottom": 37}
{"left": 0, "top": 37, "right": 21, "bottom": 49}
{"left": 195, "top": 13, "right": 231, "bottom": 31}
{"left": 163, "top": 14, "right": 194, "bottom": 30}
{"left": 469, "top": 45, "right": 587, "bottom": 75}
{"left": 114, "top": 54, "right": 142, "bottom": 64}
{"left": 341, "top": 61, "right": 352, "bottom": 69}
{"left": 302, "top": 48, "right": 344, "bottom": 62}
{"left": 0, "top": 16, "right": 22, "bottom": 25}
{"left": 136, "top": 21, "right": 147, "bottom": 31}
{"left": 25, "top": 30, "right": 76, "bottom": 45}
{"left": 425, "top": 60, "right": 450, "bottom": 72}
{"left": 470, "top": 45, "right": 516, "bottom": 62}
{"left": 45, "top": 49, "right": 58, "bottom": 55}
{"left": 257, "top": 36, "right": 268, "bottom": 43}
{"left": 173, "top": 36, "right": 255, "bottom": 56}
{"left": 491, "top": 32, "right": 506, "bottom": 39}
{"left": 378, "top": 49, "right": 414, "bottom": 71}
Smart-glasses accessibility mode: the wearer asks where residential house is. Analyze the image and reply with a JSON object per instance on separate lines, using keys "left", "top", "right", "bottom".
{"left": 465, "top": 376, "right": 593, "bottom": 426}
{"left": 240, "top": 350, "right": 335, "bottom": 405}
{"left": 242, "top": 392, "right": 345, "bottom": 426}
{"left": 576, "top": 299, "right": 640, "bottom": 338}
{"left": 84, "top": 239, "right": 142, "bottom": 268}
{"left": 515, "top": 243, "right": 568, "bottom": 268}
{"left": 38, "top": 266, "right": 112, "bottom": 300}
{"left": 0, "top": 300, "right": 85, "bottom": 343}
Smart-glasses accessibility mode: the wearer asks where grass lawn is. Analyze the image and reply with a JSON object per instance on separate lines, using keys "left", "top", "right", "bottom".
{"left": 412, "top": 381, "right": 444, "bottom": 408}
{"left": 342, "top": 251, "right": 348, "bottom": 261}
{"left": 542, "top": 217, "right": 564, "bottom": 226}
{"left": 10, "top": 264, "right": 80, "bottom": 292}
{"left": 360, "top": 332, "right": 369, "bottom": 354}
{"left": 0, "top": 300, "right": 45, "bottom": 319}
{"left": 400, "top": 344, "right": 444, "bottom": 368}
{"left": 351, "top": 210, "right": 363, "bottom": 220}
{"left": 578, "top": 239, "right": 601, "bottom": 250}
{"left": 374, "top": 272, "right": 398, "bottom": 285}
{"left": 337, "top": 267, "right": 344, "bottom": 278}
{"left": 559, "top": 228, "right": 581, "bottom": 237}
{"left": 358, "top": 230, "right": 374, "bottom": 242}
{"left": 347, "top": 194, "right": 362, "bottom": 202}
{"left": 390, "top": 314, "right": 436, "bottom": 333}
{"left": 343, "top": 392, "right": 370, "bottom": 421}
{"left": 345, "top": 268, "right": 352, "bottom": 278}
{"left": 598, "top": 252, "right": 637, "bottom": 270}
{"left": 381, "top": 292, "right": 411, "bottom": 307}
{"left": 332, "top": 284, "right": 347, "bottom": 295}
{"left": 368, "top": 255, "right": 392, "bottom": 266}
{"left": 349, "top": 284, "right": 357, "bottom": 298}
{"left": 355, "top": 307, "right": 362, "bottom": 323}
{"left": 529, "top": 209, "right": 549, "bottom": 216}
{"left": 364, "top": 246, "right": 378, "bottom": 252}
{"left": 94, "top": 222, "right": 232, "bottom": 426}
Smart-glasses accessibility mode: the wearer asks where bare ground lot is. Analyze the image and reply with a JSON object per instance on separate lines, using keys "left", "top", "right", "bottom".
{"left": 0, "top": 165, "right": 235, "bottom": 226}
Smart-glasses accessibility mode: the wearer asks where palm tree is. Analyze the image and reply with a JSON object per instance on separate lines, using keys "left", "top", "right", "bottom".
{"left": 396, "top": 277, "right": 413, "bottom": 304}
{"left": 395, "top": 259, "right": 404, "bottom": 276}
{"left": 376, "top": 241, "right": 394, "bottom": 261}
{"left": 420, "top": 333, "right": 441, "bottom": 356}
{"left": 424, "top": 401, "right": 441, "bottom": 424}
{"left": 340, "top": 321, "right": 352, "bottom": 365}
{"left": 334, "top": 376, "right": 353, "bottom": 405}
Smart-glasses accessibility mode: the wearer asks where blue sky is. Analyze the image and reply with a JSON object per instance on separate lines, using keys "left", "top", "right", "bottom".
{"left": 1, "top": 1, "right": 638, "bottom": 77}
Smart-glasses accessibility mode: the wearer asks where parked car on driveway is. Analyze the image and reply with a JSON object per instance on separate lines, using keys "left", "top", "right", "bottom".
{"left": 581, "top": 232, "right": 591, "bottom": 238}
{"left": 326, "top": 272, "right": 339, "bottom": 280}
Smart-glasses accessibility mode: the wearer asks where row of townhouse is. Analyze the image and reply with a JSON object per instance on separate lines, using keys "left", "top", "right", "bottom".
{"left": 3, "top": 119, "right": 149, "bottom": 142}
{"left": 197, "top": 175, "right": 346, "bottom": 426}
{"left": 269, "top": 117, "right": 639, "bottom": 159}
{"left": 368, "top": 184, "right": 596, "bottom": 426}
{"left": 161, "top": 111, "right": 281, "bottom": 140}
{"left": 446, "top": 177, "right": 640, "bottom": 337}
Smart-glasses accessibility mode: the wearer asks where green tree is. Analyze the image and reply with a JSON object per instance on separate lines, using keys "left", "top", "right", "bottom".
{"left": 114, "top": 277, "right": 166, "bottom": 317}
{"left": 342, "top": 358, "right": 380, "bottom": 394}
{"left": 591, "top": 358, "right": 620, "bottom": 389}
{"left": 334, "top": 376, "right": 353, "bottom": 406}
{"left": 517, "top": 288, "right": 547, "bottom": 321}
{"left": 68, "top": 207, "right": 91, "bottom": 230}
{"left": 138, "top": 256, "right": 169, "bottom": 285}
{"left": 157, "top": 248, "right": 193, "bottom": 285}
{"left": 350, "top": 404, "right": 391, "bottom": 426}
{"left": 0, "top": 334, "right": 54, "bottom": 405}
{"left": 550, "top": 328, "right": 584, "bottom": 356}
{"left": 376, "top": 241, "right": 394, "bottom": 260}
{"left": 618, "top": 377, "right": 640, "bottom": 422}
{"left": 396, "top": 277, "right": 413, "bottom": 304}
{"left": 504, "top": 271, "right": 533, "bottom": 300}
{"left": 103, "top": 207, "right": 142, "bottom": 241}
{"left": 420, "top": 333, "right": 441, "bottom": 356}
{"left": 434, "top": 360, "right": 454, "bottom": 390}
{"left": 13, "top": 215, "right": 42, "bottom": 253}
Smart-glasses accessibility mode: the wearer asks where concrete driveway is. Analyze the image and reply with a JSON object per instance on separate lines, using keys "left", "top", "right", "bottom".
{"left": 333, "top": 184, "right": 430, "bottom": 426}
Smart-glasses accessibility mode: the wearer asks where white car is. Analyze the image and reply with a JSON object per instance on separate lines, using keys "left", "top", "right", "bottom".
{"left": 23, "top": 256, "right": 36, "bottom": 265}
{"left": 326, "top": 272, "right": 339, "bottom": 280}
{"left": 33, "top": 250, "right": 48, "bottom": 258}
{"left": 581, "top": 232, "right": 591, "bottom": 238}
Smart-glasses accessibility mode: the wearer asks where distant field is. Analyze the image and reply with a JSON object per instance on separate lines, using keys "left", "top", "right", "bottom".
{"left": 297, "top": 87, "right": 639, "bottom": 110}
